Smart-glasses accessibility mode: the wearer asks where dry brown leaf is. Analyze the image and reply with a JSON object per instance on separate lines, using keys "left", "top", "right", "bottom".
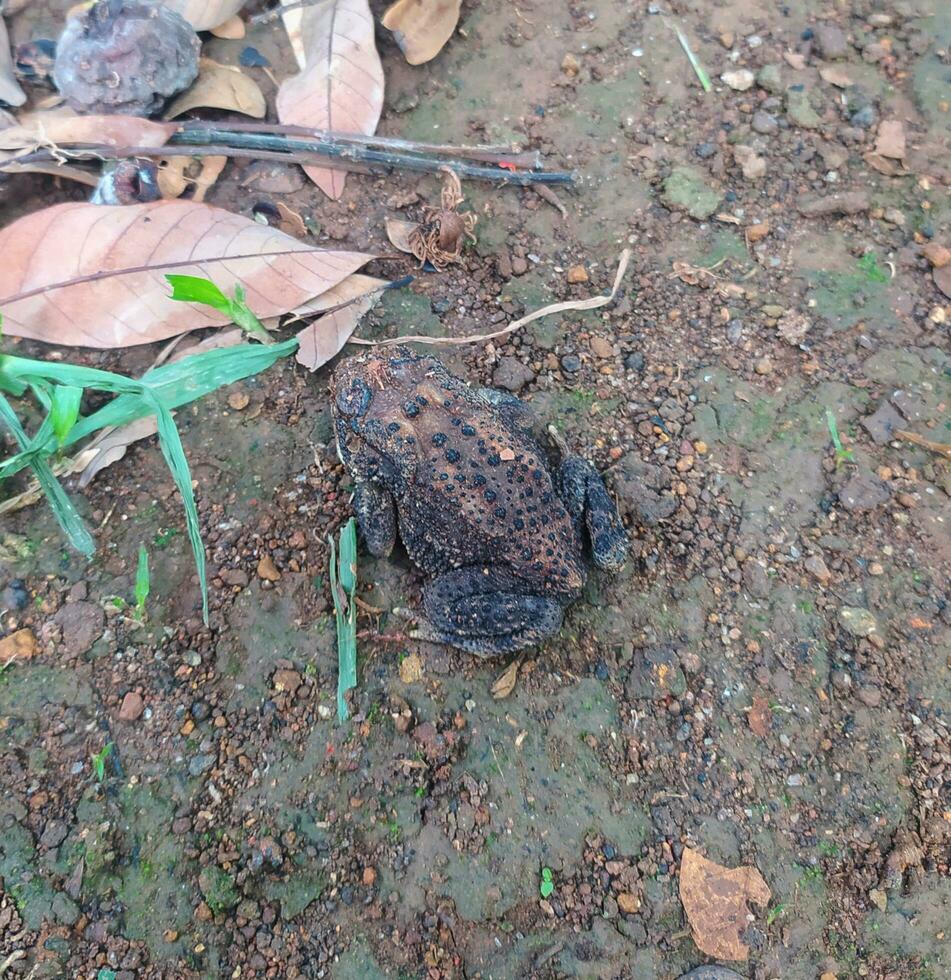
{"left": 491, "top": 659, "right": 520, "bottom": 699}
{"left": 0, "top": 628, "right": 38, "bottom": 667}
{"left": 294, "top": 277, "right": 386, "bottom": 371}
{"left": 75, "top": 416, "right": 160, "bottom": 488}
{"left": 819, "top": 64, "right": 853, "bottom": 88}
{"left": 0, "top": 17, "right": 26, "bottom": 107}
{"left": 279, "top": 0, "right": 307, "bottom": 70}
{"left": 277, "top": 202, "right": 307, "bottom": 238}
{"left": 160, "top": 0, "right": 246, "bottom": 32}
{"left": 382, "top": 0, "right": 461, "bottom": 66}
{"left": 289, "top": 272, "right": 388, "bottom": 320}
{"left": 875, "top": 119, "right": 906, "bottom": 160}
{"left": 157, "top": 156, "right": 191, "bottom": 198}
{"left": 190, "top": 154, "right": 227, "bottom": 202}
{"left": 210, "top": 13, "right": 245, "bottom": 38}
{"left": 165, "top": 59, "right": 266, "bottom": 119}
{"left": 0, "top": 160, "right": 99, "bottom": 186}
{"left": 0, "top": 200, "right": 372, "bottom": 348}
{"left": 276, "top": 0, "right": 384, "bottom": 199}
{"left": 386, "top": 216, "right": 420, "bottom": 253}
{"left": 747, "top": 696, "right": 772, "bottom": 737}
{"left": 0, "top": 111, "right": 175, "bottom": 153}
{"left": 679, "top": 848, "right": 771, "bottom": 961}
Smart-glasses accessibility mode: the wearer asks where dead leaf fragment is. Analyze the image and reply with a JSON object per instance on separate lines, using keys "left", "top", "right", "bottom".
{"left": 277, "top": 202, "right": 307, "bottom": 239}
{"left": 0, "top": 200, "right": 372, "bottom": 348}
{"left": 386, "top": 217, "right": 420, "bottom": 253}
{"left": 819, "top": 65, "right": 853, "bottom": 88}
{"left": 491, "top": 659, "right": 519, "bottom": 699}
{"left": 295, "top": 288, "right": 381, "bottom": 372}
{"left": 0, "top": 18, "right": 26, "bottom": 107}
{"left": 679, "top": 848, "right": 771, "bottom": 961}
{"left": 875, "top": 119, "right": 906, "bottom": 160}
{"left": 276, "top": 0, "right": 384, "bottom": 199}
{"left": 0, "top": 628, "right": 38, "bottom": 667}
{"left": 190, "top": 155, "right": 227, "bottom": 202}
{"left": 160, "top": 0, "right": 247, "bottom": 32}
{"left": 399, "top": 652, "right": 423, "bottom": 684}
{"left": 76, "top": 416, "right": 160, "bottom": 488}
{"left": 0, "top": 111, "right": 175, "bottom": 154}
{"left": 747, "top": 696, "right": 772, "bottom": 737}
{"left": 382, "top": 0, "right": 462, "bottom": 66}
{"left": 156, "top": 156, "right": 191, "bottom": 198}
{"left": 165, "top": 59, "right": 266, "bottom": 119}
{"left": 210, "top": 14, "right": 245, "bottom": 39}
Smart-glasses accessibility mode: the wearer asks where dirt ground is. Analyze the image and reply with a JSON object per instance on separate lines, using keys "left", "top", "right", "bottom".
{"left": 1, "top": 0, "right": 950, "bottom": 977}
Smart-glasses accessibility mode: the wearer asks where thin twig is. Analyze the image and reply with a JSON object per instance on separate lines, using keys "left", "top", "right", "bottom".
{"left": 352, "top": 248, "right": 630, "bottom": 348}
{"left": 895, "top": 429, "right": 951, "bottom": 460}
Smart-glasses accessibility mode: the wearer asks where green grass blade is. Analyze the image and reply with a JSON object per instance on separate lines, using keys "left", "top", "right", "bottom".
{"left": 135, "top": 545, "right": 150, "bottom": 610}
{"left": 674, "top": 25, "right": 712, "bottom": 93}
{"left": 331, "top": 519, "right": 358, "bottom": 722}
{"left": 0, "top": 393, "right": 95, "bottom": 556}
{"left": 148, "top": 399, "right": 208, "bottom": 624}
{"left": 50, "top": 385, "right": 83, "bottom": 446}
{"left": 165, "top": 274, "right": 232, "bottom": 312}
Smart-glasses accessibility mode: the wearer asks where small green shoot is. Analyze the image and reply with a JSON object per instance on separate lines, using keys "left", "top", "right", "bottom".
{"left": 134, "top": 545, "right": 150, "bottom": 620}
{"left": 330, "top": 518, "right": 358, "bottom": 722}
{"left": 166, "top": 275, "right": 270, "bottom": 342}
{"left": 825, "top": 409, "right": 854, "bottom": 465}
{"left": 766, "top": 901, "right": 787, "bottom": 926}
{"left": 91, "top": 742, "right": 113, "bottom": 782}
{"left": 673, "top": 25, "right": 712, "bottom": 93}
{"left": 857, "top": 253, "right": 889, "bottom": 284}
{"left": 49, "top": 385, "right": 83, "bottom": 447}
{"left": 539, "top": 866, "right": 554, "bottom": 899}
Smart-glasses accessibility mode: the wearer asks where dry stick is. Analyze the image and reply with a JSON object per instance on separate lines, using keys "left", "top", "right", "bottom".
{"left": 351, "top": 249, "right": 631, "bottom": 349}
{"left": 895, "top": 429, "right": 951, "bottom": 460}
{"left": 2, "top": 140, "right": 572, "bottom": 186}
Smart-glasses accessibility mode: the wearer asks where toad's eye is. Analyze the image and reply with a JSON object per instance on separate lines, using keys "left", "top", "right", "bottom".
{"left": 335, "top": 377, "right": 372, "bottom": 418}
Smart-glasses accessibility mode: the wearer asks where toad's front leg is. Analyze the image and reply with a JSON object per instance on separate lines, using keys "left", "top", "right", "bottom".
{"left": 413, "top": 566, "right": 564, "bottom": 657}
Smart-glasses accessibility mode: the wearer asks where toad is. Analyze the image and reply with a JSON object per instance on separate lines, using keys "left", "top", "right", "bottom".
{"left": 331, "top": 346, "right": 628, "bottom": 656}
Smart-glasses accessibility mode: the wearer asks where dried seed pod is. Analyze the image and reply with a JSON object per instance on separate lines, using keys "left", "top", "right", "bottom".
{"left": 53, "top": 0, "right": 200, "bottom": 117}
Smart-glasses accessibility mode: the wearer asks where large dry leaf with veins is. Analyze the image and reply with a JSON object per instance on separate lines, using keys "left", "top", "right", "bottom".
{"left": 0, "top": 17, "right": 26, "bottom": 107}
{"left": 0, "top": 111, "right": 175, "bottom": 153}
{"left": 0, "top": 200, "right": 372, "bottom": 348}
{"left": 276, "top": 0, "right": 384, "bottom": 199}
{"left": 159, "top": 0, "right": 246, "bottom": 32}
{"left": 679, "top": 848, "right": 771, "bottom": 961}
{"left": 382, "top": 0, "right": 461, "bottom": 66}
{"left": 295, "top": 290, "right": 381, "bottom": 372}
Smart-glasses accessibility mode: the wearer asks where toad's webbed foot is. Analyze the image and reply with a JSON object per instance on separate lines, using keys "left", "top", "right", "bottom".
{"left": 557, "top": 454, "right": 628, "bottom": 572}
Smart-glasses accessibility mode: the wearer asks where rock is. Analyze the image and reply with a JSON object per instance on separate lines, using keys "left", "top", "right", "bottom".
{"left": 566, "top": 264, "right": 589, "bottom": 283}
{"left": 560, "top": 353, "right": 581, "bottom": 373}
{"left": 783, "top": 51, "right": 807, "bottom": 70}
{"left": 198, "top": 867, "right": 239, "bottom": 911}
{"left": 118, "top": 692, "right": 144, "bottom": 722}
{"left": 861, "top": 401, "right": 906, "bottom": 445}
{"left": 624, "top": 351, "right": 645, "bottom": 372}
{"left": 52, "top": 602, "right": 104, "bottom": 656}
{"left": 882, "top": 206, "right": 905, "bottom": 226}
{"left": 511, "top": 255, "right": 528, "bottom": 276}
{"left": 798, "top": 191, "right": 869, "bottom": 216}
{"left": 838, "top": 606, "right": 878, "bottom": 638}
{"left": 874, "top": 119, "right": 905, "bottom": 159}
{"left": 786, "top": 89, "right": 821, "bottom": 128}
{"left": 756, "top": 64, "right": 783, "bottom": 94}
{"left": 362, "top": 866, "right": 377, "bottom": 887}
{"left": 399, "top": 652, "right": 423, "bottom": 684}
{"left": 751, "top": 110, "right": 778, "bottom": 135}
{"left": 857, "top": 684, "right": 882, "bottom": 707}
{"left": 677, "top": 968, "right": 746, "bottom": 980}
{"left": 227, "top": 391, "right": 249, "bottom": 411}
{"left": 818, "top": 141, "right": 849, "bottom": 169}
{"left": 747, "top": 222, "right": 770, "bottom": 243}
{"left": 819, "top": 64, "right": 853, "bottom": 87}
{"left": 850, "top": 103, "right": 876, "bottom": 129}
{"left": 617, "top": 892, "right": 640, "bottom": 913}
{"left": 695, "top": 142, "right": 717, "bottom": 159}
{"left": 813, "top": 22, "right": 849, "bottom": 59}
{"left": 838, "top": 472, "right": 890, "bottom": 512}
{"left": 589, "top": 336, "right": 615, "bottom": 358}
{"left": 561, "top": 52, "right": 580, "bottom": 76}
{"left": 733, "top": 145, "right": 766, "bottom": 180}
{"left": 40, "top": 819, "right": 68, "bottom": 849}
{"left": 869, "top": 887, "right": 887, "bottom": 911}
{"left": 804, "top": 554, "right": 831, "bottom": 583}
{"left": 492, "top": 357, "right": 534, "bottom": 392}
{"left": 662, "top": 166, "right": 721, "bottom": 220}
{"left": 188, "top": 753, "right": 216, "bottom": 777}
{"left": 0, "top": 627, "right": 38, "bottom": 666}
{"left": 1, "top": 579, "right": 29, "bottom": 611}
{"left": 743, "top": 560, "right": 770, "bottom": 598}
{"left": 922, "top": 243, "right": 951, "bottom": 268}
{"left": 776, "top": 309, "right": 811, "bottom": 344}
{"left": 256, "top": 555, "right": 281, "bottom": 582}
{"left": 721, "top": 69, "right": 754, "bottom": 91}
{"left": 272, "top": 669, "right": 301, "bottom": 694}
{"left": 609, "top": 455, "right": 678, "bottom": 526}
{"left": 220, "top": 568, "right": 249, "bottom": 588}
{"left": 754, "top": 355, "right": 773, "bottom": 375}
{"left": 626, "top": 645, "right": 687, "bottom": 701}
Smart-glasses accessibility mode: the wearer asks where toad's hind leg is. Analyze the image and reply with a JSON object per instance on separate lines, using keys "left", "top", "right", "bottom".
{"left": 353, "top": 480, "right": 397, "bottom": 558}
{"left": 557, "top": 454, "right": 629, "bottom": 572}
{"left": 415, "top": 566, "right": 564, "bottom": 657}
